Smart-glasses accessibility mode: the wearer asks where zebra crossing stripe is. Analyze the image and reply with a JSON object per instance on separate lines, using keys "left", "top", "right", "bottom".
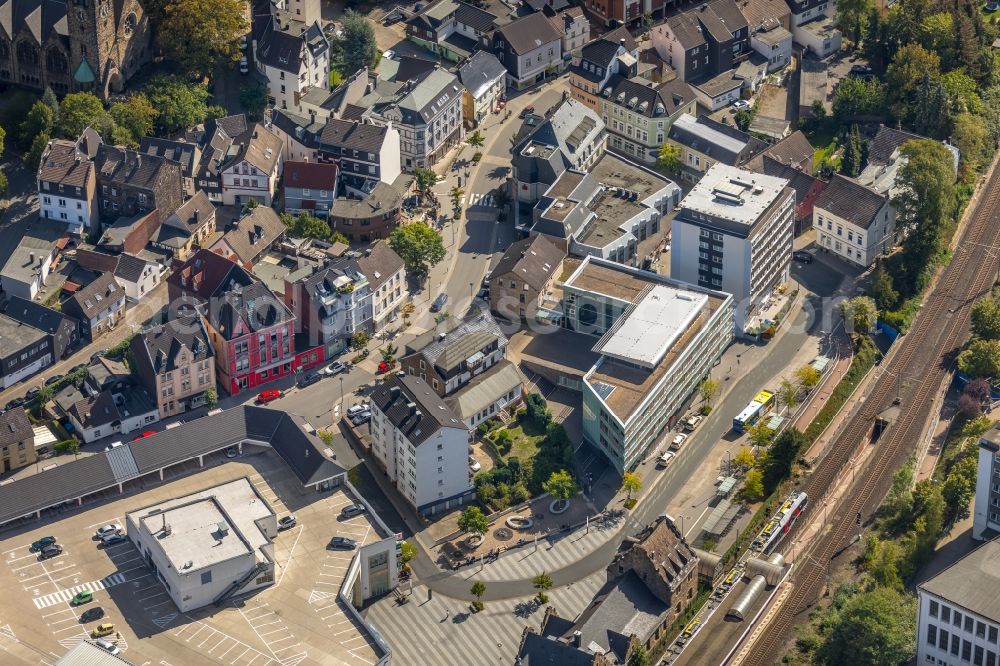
{"left": 33, "top": 572, "right": 127, "bottom": 609}
{"left": 466, "top": 193, "right": 495, "bottom": 208}
{"left": 152, "top": 612, "right": 178, "bottom": 629}
{"left": 0, "top": 624, "right": 16, "bottom": 641}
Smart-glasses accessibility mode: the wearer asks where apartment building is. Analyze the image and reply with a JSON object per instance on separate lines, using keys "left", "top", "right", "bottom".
{"left": 569, "top": 28, "right": 639, "bottom": 112}
{"left": 405, "top": 0, "right": 500, "bottom": 63}
{"left": 317, "top": 119, "right": 402, "bottom": 194}
{"left": 255, "top": 16, "right": 330, "bottom": 113}
{"left": 130, "top": 314, "right": 217, "bottom": 419}
{"left": 368, "top": 375, "right": 473, "bottom": 516}
{"left": 356, "top": 241, "right": 406, "bottom": 333}
{"left": 666, "top": 113, "right": 767, "bottom": 183}
{"left": 37, "top": 138, "right": 98, "bottom": 234}
{"left": 670, "top": 164, "right": 793, "bottom": 332}
{"left": 812, "top": 174, "right": 895, "bottom": 267}
{"left": 283, "top": 161, "right": 339, "bottom": 217}
{"left": 0, "top": 410, "right": 35, "bottom": 474}
{"left": 285, "top": 258, "right": 372, "bottom": 357}
{"left": 651, "top": 0, "right": 750, "bottom": 83}
{"left": 972, "top": 425, "right": 1000, "bottom": 541}
{"left": 94, "top": 144, "right": 184, "bottom": 223}
{"left": 489, "top": 234, "right": 566, "bottom": 322}
{"left": 62, "top": 272, "right": 127, "bottom": 342}
{"left": 599, "top": 76, "right": 697, "bottom": 164}
{"left": 457, "top": 51, "right": 507, "bottom": 128}
{"left": 492, "top": 12, "right": 564, "bottom": 89}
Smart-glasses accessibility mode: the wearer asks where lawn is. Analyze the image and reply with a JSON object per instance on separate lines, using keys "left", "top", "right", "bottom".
{"left": 505, "top": 420, "right": 546, "bottom": 461}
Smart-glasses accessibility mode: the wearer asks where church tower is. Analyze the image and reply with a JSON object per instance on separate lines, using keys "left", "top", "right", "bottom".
{"left": 66, "top": 0, "right": 150, "bottom": 99}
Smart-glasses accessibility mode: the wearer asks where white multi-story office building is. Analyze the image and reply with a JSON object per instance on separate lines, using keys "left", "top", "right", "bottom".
{"left": 566, "top": 257, "right": 734, "bottom": 473}
{"left": 670, "top": 164, "right": 793, "bottom": 333}
{"left": 368, "top": 375, "right": 473, "bottom": 517}
{"left": 917, "top": 537, "right": 1000, "bottom": 666}
{"left": 125, "top": 478, "right": 278, "bottom": 612}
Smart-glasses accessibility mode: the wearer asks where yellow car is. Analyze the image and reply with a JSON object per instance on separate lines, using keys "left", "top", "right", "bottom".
{"left": 91, "top": 623, "right": 115, "bottom": 638}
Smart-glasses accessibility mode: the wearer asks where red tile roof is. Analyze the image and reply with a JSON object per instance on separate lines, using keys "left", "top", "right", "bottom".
{"left": 284, "top": 161, "right": 340, "bottom": 191}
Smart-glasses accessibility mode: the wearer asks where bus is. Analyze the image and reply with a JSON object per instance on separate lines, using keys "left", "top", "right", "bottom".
{"left": 732, "top": 390, "right": 776, "bottom": 433}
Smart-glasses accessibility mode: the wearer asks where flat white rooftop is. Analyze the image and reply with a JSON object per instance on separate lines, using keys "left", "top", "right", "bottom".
{"left": 681, "top": 164, "right": 789, "bottom": 227}
{"left": 597, "top": 285, "right": 708, "bottom": 369}
{"left": 129, "top": 478, "right": 273, "bottom": 573}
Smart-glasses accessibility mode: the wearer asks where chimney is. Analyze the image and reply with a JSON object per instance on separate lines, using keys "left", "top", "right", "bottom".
{"left": 193, "top": 209, "right": 199, "bottom": 224}
{"left": 389, "top": 385, "right": 401, "bottom": 401}
{"left": 620, "top": 38, "right": 625, "bottom": 47}
{"left": 406, "top": 401, "right": 417, "bottom": 415}
{"left": 572, "top": 631, "right": 582, "bottom": 647}
{"left": 29, "top": 252, "right": 35, "bottom": 264}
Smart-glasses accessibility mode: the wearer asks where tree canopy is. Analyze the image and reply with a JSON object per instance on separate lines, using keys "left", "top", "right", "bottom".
{"left": 388, "top": 223, "right": 446, "bottom": 276}
{"left": 458, "top": 506, "right": 489, "bottom": 535}
{"left": 110, "top": 94, "right": 158, "bottom": 145}
{"left": 972, "top": 296, "right": 1000, "bottom": 340}
{"left": 841, "top": 296, "right": 878, "bottom": 335}
{"left": 335, "top": 11, "right": 377, "bottom": 77}
{"left": 57, "top": 92, "right": 109, "bottom": 139}
{"left": 815, "top": 587, "right": 916, "bottom": 666}
{"left": 145, "top": 75, "right": 213, "bottom": 135}
{"left": 957, "top": 339, "right": 1000, "bottom": 379}
{"left": 543, "top": 470, "right": 578, "bottom": 501}
{"left": 159, "top": 0, "right": 247, "bottom": 76}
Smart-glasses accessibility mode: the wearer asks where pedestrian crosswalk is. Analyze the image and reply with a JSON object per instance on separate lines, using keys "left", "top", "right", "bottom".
{"left": 466, "top": 192, "right": 495, "bottom": 208}
{"left": 33, "top": 572, "right": 126, "bottom": 609}
{"left": 365, "top": 572, "right": 605, "bottom": 666}
{"left": 470, "top": 525, "right": 612, "bottom": 583}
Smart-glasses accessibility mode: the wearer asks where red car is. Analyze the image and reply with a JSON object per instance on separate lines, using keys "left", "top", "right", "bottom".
{"left": 377, "top": 362, "right": 390, "bottom": 374}
{"left": 131, "top": 431, "right": 157, "bottom": 441}
{"left": 257, "top": 389, "right": 282, "bottom": 404}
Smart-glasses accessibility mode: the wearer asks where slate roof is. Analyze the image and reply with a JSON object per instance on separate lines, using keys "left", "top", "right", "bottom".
{"left": 454, "top": 2, "right": 497, "bottom": 32}
{"left": 523, "top": 0, "right": 570, "bottom": 12}
{"left": 223, "top": 124, "right": 282, "bottom": 176}
{"left": 284, "top": 161, "right": 339, "bottom": 191}
{"left": 738, "top": 0, "right": 790, "bottom": 29}
{"left": 319, "top": 119, "right": 389, "bottom": 154}
{"left": 379, "top": 53, "right": 439, "bottom": 83}
{"left": 256, "top": 17, "right": 306, "bottom": 75}
{"left": 161, "top": 191, "right": 215, "bottom": 234}
{"left": 758, "top": 155, "right": 822, "bottom": 214}
{"left": 759, "top": 130, "right": 813, "bottom": 170}
{"left": 207, "top": 280, "right": 293, "bottom": 341}
{"left": 579, "top": 39, "right": 625, "bottom": 71}
{"left": 69, "top": 391, "right": 120, "bottom": 429}
{"left": 67, "top": 273, "right": 122, "bottom": 320}
{"left": 516, "top": 632, "right": 599, "bottom": 666}
{"left": 270, "top": 109, "right": 323, "bottom": 151}
{"left": 113, "top": 254, "right": 152, "bottom": 283}
{"left": 668, "top": 113, "right": 764, "bottom": 165}
{"left": 369, "top": 375, "right": 465, "bottom": 446}
{"left": 444, "top": 360, "right": 522, "bottom": 421}
{"left": 813, "top": 174, "right": 887, "bottom": 229}
{"left": 575, "top": 571, "right": 669, "bottom": 662}
{"left": 417, "top": 311, "right": 508, "bottom": 373}
{"left": 219, "top": 206, "right": 286, "bottom": 265}
{"left": 867, "top": 124, "right": 924, "bottom": 166}
{"left": 0, "top": 0, "right": 68, "bottom": 46}
{"left": 496, "top": 11, "right": 562, "bottom": 54}
{"left": 603, "top": 76, "right": 695, "bottom": 118}
{"left": 491, "top": 234, "right": 565, "bottom": 291}
{"left": 666, "top": 13, "right": 707, "bottom": 49}
{"left": 458, "top": 51, "right": 507, "bottom": 99}
{"left": 372, "top": 68, "right": 464, "bottom": 126}
{"left": 920, "top": 538, "right": 1000, "bottom": 623}
{"left": 328, "top": 175, "right": 411, "bottom": 220}
{"left": 0, "top": 409, "right": 33, "bottom": 447}
{"left": 139, "top": 137, "right": 202, "bottom": 179}
{"left": 94, "top": 145, "right": 172, "bottom": 192}
{"left": 356, "top": 241, "right": 405, "bottom": 292}
{"left": 38, "top": 139, "right": 94, "bottom": 189}
{"left": 0, "top": 406, "right": 344, "bottom": 527}
{"left": 167, "top": 249, "right": 254, "bottom": 301}
{"left": 0, "top": 296, "right": 75, "bottom": 338}
{"left": 132, "top": 313, "right": 214, "bottom": 375}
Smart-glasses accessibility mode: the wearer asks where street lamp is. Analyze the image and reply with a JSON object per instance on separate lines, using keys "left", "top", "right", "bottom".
{"left": 339, "top": 376, "right": 345, "bottom": 412}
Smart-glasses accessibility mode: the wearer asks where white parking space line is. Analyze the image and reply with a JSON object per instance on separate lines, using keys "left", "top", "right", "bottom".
{"left": 86, "top": 517, "right": 122, "bottom": 530}
{"left": 7, "top": 553, "right": 38, "bottom": 563}
{"left": 11, "top": 561, "right": 45, "bottom": 572}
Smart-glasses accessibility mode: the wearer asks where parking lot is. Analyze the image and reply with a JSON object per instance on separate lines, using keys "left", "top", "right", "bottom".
{"left": 0, "top": 447, "right": 388, "bottom": 665}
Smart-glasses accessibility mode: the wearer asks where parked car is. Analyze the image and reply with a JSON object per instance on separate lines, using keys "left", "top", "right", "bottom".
{"left": 30, "top": 536, "right": 57, "bottom": 552}
{"left": 340, "top": 504, "right": 366, "bottom": 519}
{"left": 131, "top": 431, "right": 156, "bottom": 441}
{"left": 657, "top": 451, "right": 676, "bottom": 468}
{"left": 239, "top": 35, "right": 248, "bottom": 50}
{"left": 91, "top": 623, "right": 115, "bottom": 638}
{"left": 239, "top": 57, "right": 249, "bottom": 74}
{"left": 24, "top": 387, "right": 40, "bottom": 401}
{"left": 101, "top": 533, "right": 127, "bottom": 547}
{"left": 257, "top": 389, "right": 282, "bottom": 404}
{"left": 44, "top": 374, "right": 64, "bottom": 386}
{"left": 297, "top": 371, "right": 322, "bottom": 388}
{"left": 668, "top": 433, "right": 688, "bottom": 451}
{"left": 104, "top": 441, "right": 123, "bottom": 452}
{"left": 277, "top": 515, "right": 297, "bottom": 530}
{"left": 5, "top": 397, "right": 25, "bottom": 410}
{"left": 683, "top": 415, "right": 702, "bottom": 431}
{"left": 70, "top": 590, "right": 93, "bottom": 606}
{"left": 732, "top": 99, "right": 751, "bottom": 111}
{"left": 90, "top": 352, "right": 104, "bottom": 364}
{"left": 322, "top": 361, "right": 348, "bottom": 376}
{"left": 40, "top": 544, "right": 63, "bottom": 559}
{"left": 469, "top": 457, "right": 481, "bottom": 472}
{"left": 430, "top": 293, "right": 448, "bottom": 312}
{"left": 80, "top": 607, "right": 105, "bottom": 623}
{"left": 96, "top": 524, "right": 122, "bottom": 538}
{"left": 792, "top": 250, "right": 813, "bottom": 264}
{"left": 520, "top": 105, "right": 535, "bottom": 118}
{"left": 376, "top": 361, "right": 391, "bottom": 374}
{"left": 328, "top": 536, "right": 358, "bottom": 550}
{"left": 350, "top": 411, "right": 371, "bottom": 426}
{"left": 347, "top": 403, "right": 369, "bottom": 417}
{"left": 94, "top": 638, "right": 119, "bottom": 655}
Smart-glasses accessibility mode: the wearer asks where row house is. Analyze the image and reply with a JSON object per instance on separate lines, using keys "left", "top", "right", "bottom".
{"left": 94, "top": 144, "right": 184, "bottom": 224}
{"left": 0, "top": 410, "right": 36, "bottom": 474}
{"left": 0, "top": 217, "right": 64, "bottom": 301}
{"left": 552, "top": 8, "right": 590, "bottom": 62}
{"left": 652, "top": 0, "right": 750, "bottom": 84}
{"left": 666, "top": 113, "right": 767, "bottom": 183}
{"left": 77, "top": 248, "right": 159, "bottom": 302}
{"left": 488, "top": 234, "right": 566, "bottom": 322}
{"left": 0, "top": 313, "right": 54, "bottom": 389}
{"left": 283, "top": 160, "right": 339, "bottom": 218}
{"left": 457, "top": 51, "right": 507, "bottom": 129}
{"left": 138, "top": 137, "right": 203, "bottom": 197}
{"left": 61, "top": 272, "right": 127, "bottom": 342}
{"left": 600, "top": 76, "right": 697, "bottom": 164}
{"left": 356, "top": 241, "right": 406, "bottom": 333}
{"left": 130, "top": 313, "right": 217, "bottom": 419}
{"left": 255, "top": 16, "right": 330, "bottom": 114}
{"left": 569, "top": 27, "right": 639, "bottom": 111}
{"left": 37, "top": 138, "right": 98, "bottom": 234}
{"left": 492, "top": 11, "right": 564, "bottom": 90}
{"left": 220, "top": 124, "right": 284, "bottom": 207}
{"left": 0, "top": 296, "right": 79, "bottom": 361}
{"left": 284, "top": 257, "right": 371, "bottom": 357}
{"left": 405, "top": 0, "right": 500, "bottom": 63}
{"left": 211, "top": 206, "right": 287, "bottom": 268}
{"left": 152, "top": 191, "right": 217, "bottom": 262}
{"left": 317, "top": 119, "right": 402, "bottom": 194}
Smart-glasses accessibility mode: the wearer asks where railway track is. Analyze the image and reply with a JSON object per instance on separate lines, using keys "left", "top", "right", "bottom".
{"left": 739, "top": 165, "right": 1000, "bottom": 665}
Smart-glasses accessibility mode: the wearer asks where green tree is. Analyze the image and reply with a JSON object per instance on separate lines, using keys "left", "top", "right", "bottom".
{"left": 543, "top": 470, "right": 578, "bottom": 502}
{"left": 762, "top": 429, "right": 807, "bottom": 492}
{"left": 734, "top": 446, "right": 756, "bottom": 474}
{"left": 351, "top": 331, "right": 370, "bottom": 350}
{"left": 413, "top": 167, "right": 438, "bottom": 199}
{"left": 868, "top": 267, "right": 899, "bottom": 310}
{"left": 24, "top": 132, "right": 51, "bottom": 171}
{"left": 911, "top": 74, "right": 951, "bottom": 139}
{"left": 885, "top": 43, "right": 941, "bottom": 111}
{"left": 159, "top": 0, "right": 247, "bottom": 76}
{"left": 981, "top": 84, "right": 1000, "bottom": 143}
{"left": 335, "top": 11, "right": 377, "bottom": 77}
{"left": 794, "top": 365, "right": 822, "bottom": 390}
{"left": 380, "top": 342, "right": 398, "bottom": 367}
{"left": 203, "top": 387, "right": 218, "bottom": 408}
{"left": 841, "top": 296, "right": 878, "bottom": 334}
{"left": 958, "top": 339, "right": 1000, "bottom": 379}
{"left": 467, "top": 130, "right": 484, "bottom": 148}
{"left": 56, "top": 92, "right": 108, "bottom": 139}
{"left": 282, "top": 212, "right": 332, "bottom": 242}
{"left": 532, "top": 572, "right": 553, "bottom": 604}
{"left": 941, "top": 70, "right": 983, "bottom": 114}
{"left": 458, "top": 506, "right": 489, "bottom": 535}
{"left": 641, "top": 11, "right": 653, "bottom": 31}
{"left": 145, "top": 75, "right": 212, "bottom": 134}
{"left": 838, "top": 0, "right": 874, "bottom": 45}
{"left": 239, "top": 84, "right": 269, "bottom": 119}
{"left": 742, "top": 468, "right": 765, "bottom": 501}
{"left": 777, "top": 377, "right": 799, "bottom": 411}
{"left": 627, "top": 645, "right": 650, "bottom": 666}
{"left": 41, "top": 87, "right": 60, "bottom": 126}
{"left": 918, "top": 12, "right": 955, "bottom": 67}
{"left": 841, "top": 124, "right": 864, "bottom": 177}
{"left": 331, "top": 231, "right": 350, "bottom": 245}
{"left": 868, "top": 539, "right": 903, "bottom": 590}
{"left": 814, "top": 587, "right": 916, "bottom": 666}
{"left": 656, "top": 142, "right": 681, "bottom": 174}
{"left": 952, "top": 112, "right": 992, "bottom": 173}
{"left": 747, "top": 422, "right": 775, "bottom": 449}
{"left": 18, "top": 102, "right": 54, "bottom": 151}
{"left": 699, "top": 378, "right": 720, "bottom": 406}
{"left": 972, "top": 297, "right": 1000, "bottom": 340}
{"left": 942, "top": 455, "right": 978, "bottom": 523}
{"left": 734, "top": 107, "right": 754, "bottom": 132}
{"left": 470, "top": 580, "right": 486, "bottom": 610}
{"left": 388, "top": 223, "right": 446, "bottom": 276}
{"left": 110, "top": 94, "right": 158, "bottom": 145}
{"left": 621, "top": 472, "right": 642, "bottom": 501}
{"left": 400, "top": 541, "right": 417, "bottom": 564}
{"left": 54, "top": 439, "right": 80, "bottom": 455}
{"left": 833, "top": 77, "right": 886, "bottom": 124}
{"left": 450, "top": 186, "right": 464, "bottom": 213}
